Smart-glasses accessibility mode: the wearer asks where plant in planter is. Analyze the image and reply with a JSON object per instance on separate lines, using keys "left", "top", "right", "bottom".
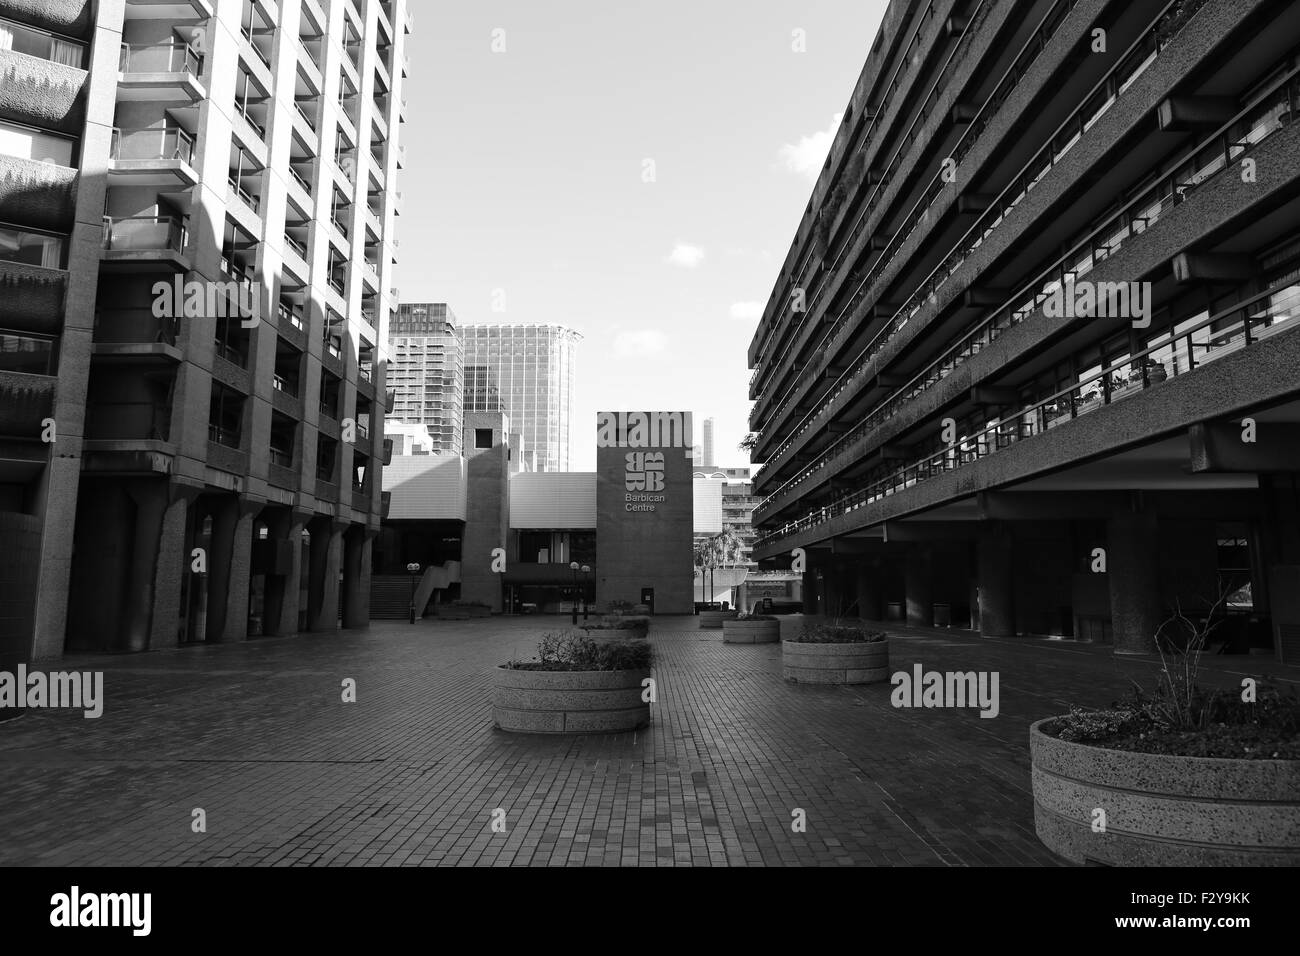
{"left": 582, "top": 614, "right": 650, "bottom": 640}
{"left": 782, "top": 621, "right": 889, "bottom": 684}
{"left": 493, "top": 631, "right": 653, "bottom": 734}
{"left": 438, "top": 599, "right": 492, "bottom": 619}
{"left": 605, "top": 599, "right": 634, "bottom": 616}
{"left": 1032, "top": 600, "right": 1300, "bottom": 865}
{"left": 723, "top": 612, "right": 781, "bottom": 644}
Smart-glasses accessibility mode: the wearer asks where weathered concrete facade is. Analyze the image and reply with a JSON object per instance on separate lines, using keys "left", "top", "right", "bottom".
{"left": 748, "top": 0, "right": 1300, "bottom": 661}
{"left": 0, "top": 0, "right": 411, "bottom": 660}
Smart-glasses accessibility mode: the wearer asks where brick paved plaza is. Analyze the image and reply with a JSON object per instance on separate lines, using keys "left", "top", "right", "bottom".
{"left": 2, "top": 617, "right": 1292, "bottom": 867}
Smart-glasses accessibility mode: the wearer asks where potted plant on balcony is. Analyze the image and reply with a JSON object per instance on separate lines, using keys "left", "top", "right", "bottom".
{"left": 782, "top": 621, "right": 889, "bottom": 684}
{"left": 1031, "top": 601, "right": 1300, "bottom": 865}
{"left": 493, "top": 631, "right": 653, "bottom": 734}
{"left": 723, "top": 612, "right": 781, "bottom": 644}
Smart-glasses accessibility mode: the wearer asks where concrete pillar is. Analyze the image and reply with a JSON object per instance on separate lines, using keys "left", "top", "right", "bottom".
{"left": 123, "top": 482, "right": 169, "bottom": 652}
{"left": 204, "top": 497, "right": 238, "bottom": 642}
{"left": 1107, "top": 511, "right": 1163, "bottom": 655}
{"left": 205, "top": 496, "right": 263, "bottom": 643}
{"left": 150, "top": 482, "right": 201, "bottom": 649}
{"left": 342, "top": 527, "right": 375, "bottom": 628}
{"left": 307, "top": 518, "right": 346, "bottom": 632}
{"left": 261, "top": 509, "right": 304, "bottom": 637}
{"left": 801, "top": 562, "right": 818, "bottom": 615}
{"left": 822, "top": 559, "right": 845, "bottom": 617}
{"left": 905, "top": 545, "right": 934, "bottom": 627}
{"left": 855, "top": 558, "right": 883, "bottom": 620}
{"left": 977, "top": 524, "right": 1016, "bottom": 638}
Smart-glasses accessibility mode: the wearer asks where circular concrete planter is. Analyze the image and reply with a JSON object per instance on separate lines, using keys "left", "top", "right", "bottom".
{"left": 781, "top": 639, "right": 889, "bottom": 684}
{"left": 492, "top": 665, "right": 651, "bottom": 734}
{"left": 1030, "top": 718, "right": 1300, "bottom": 865}
{"left": 723, "top": 619, "right": 780, "bottom": 644}
{"left": 699, "top": 609, "right": 738, "bottom": 629}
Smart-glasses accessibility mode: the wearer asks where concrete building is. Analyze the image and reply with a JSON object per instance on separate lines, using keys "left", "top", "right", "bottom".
{"left": 388, "top": 302, "right": 462, "bottom": 455}
{"left": 747, "top": 0, "right": 1300, "bottom": 659}
{"left": 460, "top": 322, "right": 581, "bottom": 472}
{"left": 0, "top": 0, "right": 410, "bottom": 666}
{"left": 376, "top": 410, "right": 697, "bottom": 616}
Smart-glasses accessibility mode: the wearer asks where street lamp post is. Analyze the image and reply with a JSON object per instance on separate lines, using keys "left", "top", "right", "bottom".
{"left": 581, "top": 564, "right": 591, "bottom": 620}
{"left": 569, "top": 561, "right": 580, "bottom": 625}
{"left": 406, "top": 562, "right": 421, "bottom": 624}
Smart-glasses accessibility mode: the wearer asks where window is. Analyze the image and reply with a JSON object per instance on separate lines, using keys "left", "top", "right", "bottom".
{"left": 475, "top": 428, "right": 493, "bottom": 449}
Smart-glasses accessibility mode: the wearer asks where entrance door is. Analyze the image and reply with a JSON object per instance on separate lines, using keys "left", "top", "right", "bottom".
{"left": 640, "top": 588, "right": 655, "bottom": 615}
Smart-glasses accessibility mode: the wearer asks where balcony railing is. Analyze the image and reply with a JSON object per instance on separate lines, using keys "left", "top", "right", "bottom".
{"left": 119, "top": 41, "right": 203, "bottom": 78}
{"left": 756, "top": 284, "right": 1300, "bottom": 547}
{"left": 228, "top": 176, "right": 260, "bottom": 212}
{"left": 272, "top": 374, "right": 298, "bottom": 397}
{"left": 755, "top": 62, "right": 1300, "bottom": 511}
{"left": 208, "top": 423, "right": 240, "bottom": 448}
{"left": 278, "top": 302, "right": 304, "bottom": 330}
{"left": 111, "top": 127, "right": 195, "bottom": 165}
{"left": 284, "top": 233, "right": 307, "bottom": 260}
{"left": 289, "top": 164, "right": 312, "bottom": 192}
{"left": 102, "top": 216, "right": 186, "bottom": 254}
{"left": 752, "top": 0, "right": 1199, "bottom": 407}
{"left": 269, "top": 447, "right": 293, "bottom": 467}
{"left": 294, "top": 100, "right": 317, "bottom": 131}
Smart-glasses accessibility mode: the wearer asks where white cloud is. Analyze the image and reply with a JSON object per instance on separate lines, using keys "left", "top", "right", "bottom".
{"left": 614, "top": 329, "right": 668, "bottom": 357}
{"left": 729, "top": 302, "right": 763, "bottom": 321}
{"left": 777, "top": 113, "right": 844, "bottom": 181}
{"left": 665, "top": 242, "right": 705, "bottom": 269}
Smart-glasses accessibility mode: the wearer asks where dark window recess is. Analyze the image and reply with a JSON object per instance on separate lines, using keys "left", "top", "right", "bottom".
{"left": 475, "top": 428, "right": 493, "bottom": 449}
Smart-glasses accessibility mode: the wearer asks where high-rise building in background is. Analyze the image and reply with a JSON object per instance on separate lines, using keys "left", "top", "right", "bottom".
{"left": 747, "top": 0, "right": 1300, "bottom": 656}
{"left": 459, "top": 323, "right": 581, "bottom": 472}
{"left": 388, "top": 303, "right": 463, "bottom": 455}
{"left": 702, "top": 418, "right": 715, "bottom": 468}
{"left": 0, "top": 0, "right": 410, "bottom": 667}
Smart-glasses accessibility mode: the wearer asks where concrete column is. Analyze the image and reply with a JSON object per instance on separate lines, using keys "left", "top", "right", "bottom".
{"left": 123, "top": 482, "right": 169, "bottom": 652}
{"left": 905, "top": 545, "right": 934, "bottom": 627}
{"left": 151, "top": 482, "right": 201, "bottom": 649}
{"left": 261, "top": 509, "right": 302, "bottom": 637}
{"left": 801, "top": 562, "right": 818, "bottom": 615}
{"left": 855, "top": 558, "right": 883, "bottom": 620}
{"left": 1107, "top": 511, "right": 1163, "bottom": 655}
{"left": 977, "top": 524, "right": 1016, "bottom": 638}
{"left": 307, "top": 518, "right": 346, "bottom": 632}
{"left": 204, "top": 497, "right": 238, "bottom": 642}
{"left": 205, "top": 496, "right": 263, "bottom": 643}
{"left": 341, "top": 527, "right": 375, "bottom": 629}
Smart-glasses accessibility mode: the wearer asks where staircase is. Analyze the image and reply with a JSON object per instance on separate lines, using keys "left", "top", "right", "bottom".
{"left": 370, "top": 575, "right": 414, "bottom": 620}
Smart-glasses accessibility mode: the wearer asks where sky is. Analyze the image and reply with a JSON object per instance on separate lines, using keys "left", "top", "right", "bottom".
{"left": 393, "top": 0, "right": 890, "bottom": 472}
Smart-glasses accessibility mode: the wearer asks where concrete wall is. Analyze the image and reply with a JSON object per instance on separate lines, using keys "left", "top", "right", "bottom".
{"left": 460, "top": 411, "right": 509, "bottom": 611}
{"left": 595, "top": 412, "right": 694, "bottom": 614}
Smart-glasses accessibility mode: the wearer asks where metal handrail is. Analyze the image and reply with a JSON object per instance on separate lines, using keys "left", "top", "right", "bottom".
{"left": 757, "top": 284, "right": 1300, "bottom": 547}
{"left": 756, "top": 0, "right": 1210, "bottom": 471}
{"left": 755, "top": 59, "right": 1298, "bottom": 516}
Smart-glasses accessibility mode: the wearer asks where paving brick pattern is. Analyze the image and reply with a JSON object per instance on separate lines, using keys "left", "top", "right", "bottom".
{"left": 1, "top": 616, "right": 1292, "bottom": 866}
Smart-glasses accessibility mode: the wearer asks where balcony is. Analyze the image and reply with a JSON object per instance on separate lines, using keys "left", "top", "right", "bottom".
{"left": 109, "top": 127, "right": 198, "bottom": 187}
{"left": 0, "top": 367, "right": 55, "bottom": 439}
{"left": 756, "top": 286, "right": 1300, "bottom": 553}
{"left": 102, "top": 215, "right": 188, "bottom": 269}
{"left": 117, "top": 41, "right": 204, "bottom": 102}
{"left": 0, "top": 260, "right": 66, "bottom": 334}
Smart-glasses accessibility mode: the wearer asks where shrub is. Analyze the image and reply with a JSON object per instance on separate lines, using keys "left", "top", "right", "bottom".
{"left": 1047, "top": 598, "right": 1300, "bottom": 758}
{"left": 734, "top": 612, "right": 778, "bottom": 622}
{"left": 584, "top": 615, "right": 649, "bottom": 639}
{"left": 792, "top": 621, "right": 886, "bottom": 644}
{"left": 506, "top": 631, "right": 653, "bottom": 672}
